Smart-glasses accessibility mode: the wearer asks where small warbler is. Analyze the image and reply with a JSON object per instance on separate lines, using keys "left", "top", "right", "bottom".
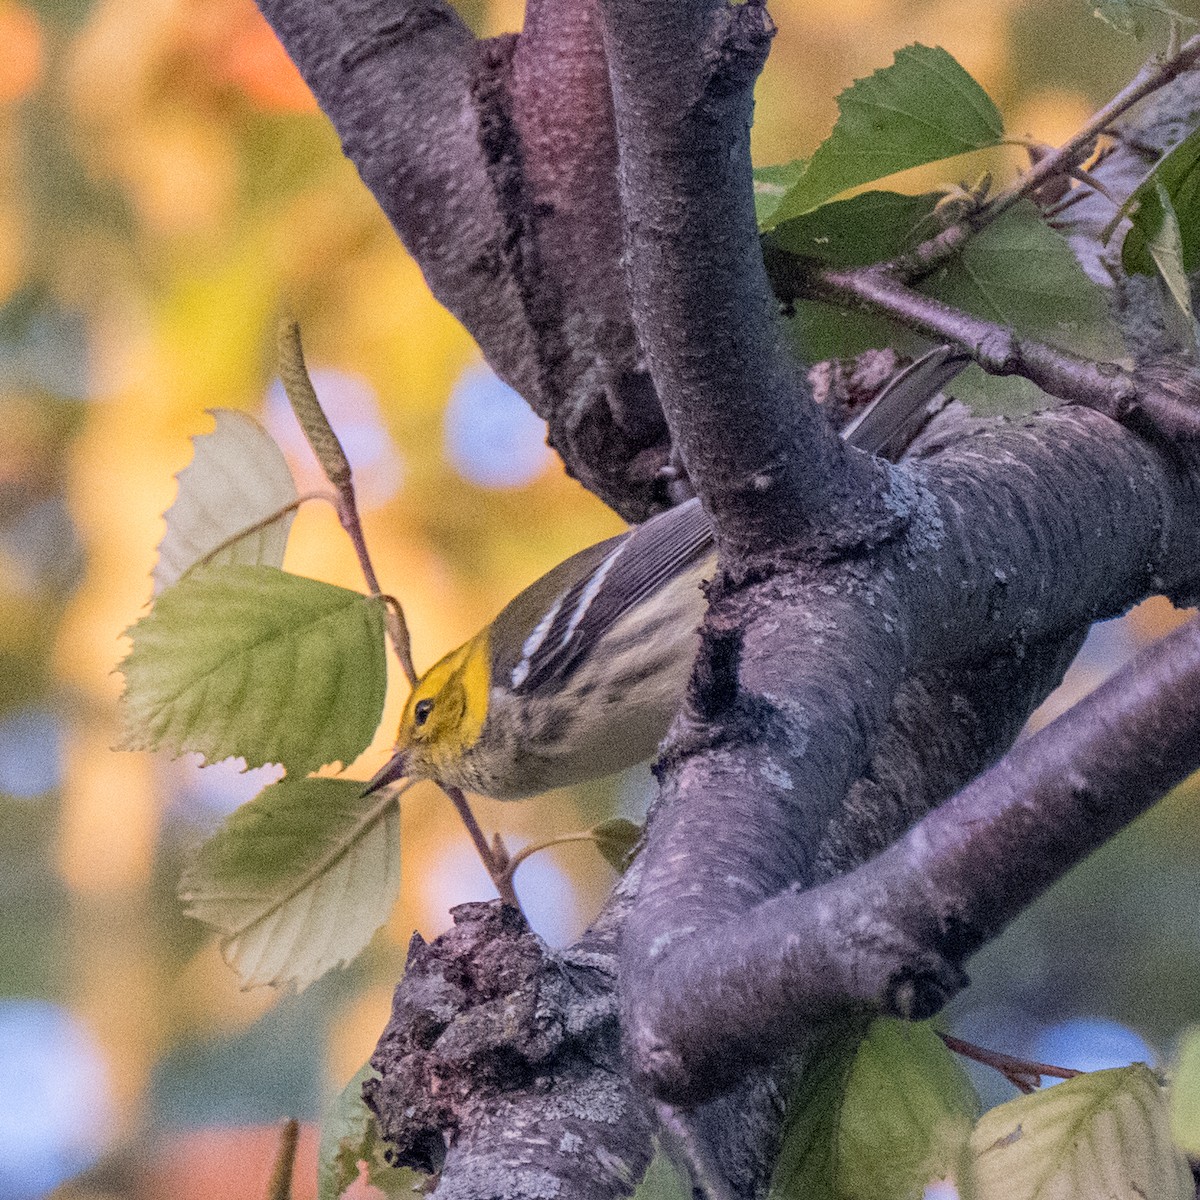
{"left": 365, "top": 347, "right": 967, "bottom": 800}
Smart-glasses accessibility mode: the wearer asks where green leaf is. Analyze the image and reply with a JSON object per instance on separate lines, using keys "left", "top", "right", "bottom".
{"left": 1122, "top": 125, "right": 1200, "bottom": 315}
{"left": 970, "top": 1064, "right": 1193, "bottom": 1200}
{"left": 1169, "top": 1025, "right": 1200, "bottom": 1156}
{"left": 1092, "top": 0, "right": 1193, "bottom": 38}
{"left": 318, "top": 1063, "right": 419, "bottom": 1199}
{"left": 180, "top": 777, "right": 401, "bottom": 989}
{"left": 920, "top": 200, "right": 1121, "bottom": 362}
{"left": 771, "top": 1020, "right": 979, "bottom": 1200}
{"left": 1128, "top": 178, "right": 1197, "bottom": 338}
{"left": 591, "top": 818, "right": 643, "bottom": 873}
{"left": 770, "top": 1022, "right": 866, "bottom": 1200}
{"left": 120, "top": 565, "right": 387, "bottom": 775}
{"left": 770, "top": 45, "right": 1004, "bottom": 225}
{"left": 770, "top": 190, "right": 942, "bottom": 265}
{"left": 154, "top": 408, "right": 298, "bottom": 595}
{"left": 631, "top": 1150, "right": 692, "bottom": 1200}
{"left": 755, "top": 160, "right": 807, "bottom": 228}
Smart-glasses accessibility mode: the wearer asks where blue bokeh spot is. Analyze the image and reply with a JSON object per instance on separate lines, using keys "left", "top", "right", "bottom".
{"left": 0, "top": 709, "right": 62, "bottom": 798}
{"left": 444, "top": 364, "right": 551, "bottom": 489}
{"left": 1033, "top": 1016, "right": 1155, "bottom": 1078}
{"left": 0, "top": 999, "right": 111, "bottom": 1199}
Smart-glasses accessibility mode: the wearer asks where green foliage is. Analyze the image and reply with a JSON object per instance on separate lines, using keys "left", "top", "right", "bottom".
{"left": 153, "top": 408, "right": 299, "bottom": 595}
{"left": 767, "top": 45, "right": 1004, "bottom": 228}
{"left": 1092, "top": 0, "right": 1194, "bottom": 38}
{"left": 781, "top": 197, "right": 1118, "bottom": 410}
{"left": 1121, "top": 125, "right": 1200, "bottom": 340}
{"left": 630, "top": 1149, "right": 692, "bottom": 1200}
{"left": 1169, "top": 1025, "right": 1200, "bottom": 1155}
{"left": 771, "top": 1019, "right": 979, "bottom": 1200}
{"left": 120, "top": 565, "right": 387, "bottom": 775}
{"left": 591, "top": 817, "right": 643, "bottom": 873}
{"left": 318, "top": 1063, "right": 419, "bottom": 1200}
{"left": 770, "top": 190, "right": 943, "bottom": 265}
{"left": 180, "top": 777, "right": 401, "bottom": 989}
{"left": 754, "top": 160, "right": 807, "bottom": 227}
{"left": 971, "top": 1065, "right": 1193, "bottom": 1199}
{"left": 922, "top": 201, "right": 1119, "bottom": 361}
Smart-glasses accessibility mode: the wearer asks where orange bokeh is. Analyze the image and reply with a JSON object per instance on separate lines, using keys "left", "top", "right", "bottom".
{"left": 220, "top": 2, "right": 318, "bottom": 113}
{"left": 0, "top": 0, "right": 42, "bottom": 103}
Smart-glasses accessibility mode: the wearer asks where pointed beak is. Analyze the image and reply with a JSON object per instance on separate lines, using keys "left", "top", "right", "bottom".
{"left": 361, "top": 751, "right": 409, "bottom": 797}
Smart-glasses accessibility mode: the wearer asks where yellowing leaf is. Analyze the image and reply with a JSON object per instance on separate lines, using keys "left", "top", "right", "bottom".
{"left": 154, "top": 408, "right": 299, "bottom": 595}
{"left": 181, "top": 777, "right": 401, "bottom": 990}
{"left": 1169, "top": 1026, "right": 1200, "bottom": 1156}
{"left": 970, "top": 1064, "right": 1193, "bottom": 1200}
{"left": 120, "top": 565, "right": 387, "bottom": 775}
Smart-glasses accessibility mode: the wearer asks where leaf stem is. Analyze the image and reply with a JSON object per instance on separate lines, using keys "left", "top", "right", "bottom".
{"left": 439, "top": 784, "right": 523, "bottom": 912}
{"left": 185, "top": 491, "right": 337, "bottom": 578}
{"left": 939, "top": 1032, "right": 1081, "bottom": 1094}
{"left": 496, "top": 832, "right": 599, "bottom": 889}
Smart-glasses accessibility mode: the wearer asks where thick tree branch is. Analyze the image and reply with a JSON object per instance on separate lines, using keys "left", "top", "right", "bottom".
{"left": 597, "top": 0, "right": 876, "bottom": 557}
{"left": 253, "top": 0, "right": 1200, "bottom": 1192}
{"left": 636, "top": 613, "right": 1200, "bottom": 1104}
{"left": 623, "top": 404, "right": 1200, "bottom": 1103}
{"left": 260, "top": 0, "right": 675, "bottom": 518}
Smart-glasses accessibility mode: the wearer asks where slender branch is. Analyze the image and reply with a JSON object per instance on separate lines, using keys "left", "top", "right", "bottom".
{"left": 439, "top": 784, "right": 521, "bottom": 911}
{"left": 982, "top": 33, "right": 1200, "bottom": 225}
{"left": 938, "top": 1033, "right": 1081, "bottom": 1095}
{"left": 264, "top": 1119, "right": 299, "bottom": 1200}
{"left": 876, "top": 34, "right": 1200, "bottom": 280}
{"left": 780, "top": 259, "right": 1200, "bottom": 440}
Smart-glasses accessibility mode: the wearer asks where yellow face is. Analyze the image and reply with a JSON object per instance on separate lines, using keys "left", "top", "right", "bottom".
{"left": 394, "top": 631, "right": 492, "bottom": 782}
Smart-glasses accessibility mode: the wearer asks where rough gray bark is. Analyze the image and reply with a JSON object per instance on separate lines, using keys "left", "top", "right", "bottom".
{"left": 251, "top": 0, "right": 1200, "bottom": 1194}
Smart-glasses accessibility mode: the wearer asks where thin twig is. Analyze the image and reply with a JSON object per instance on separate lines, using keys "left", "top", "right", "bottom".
{"left": 983, "top": 33, "right": 1200, "bottom": 225}
{"left": 264, "top": 1118, "right": 300, "bottom": 1200}
{"left": 440, "top": 784, "right": 522, "bottom": 912}
{"left": 867, "top": 34, "right": 1200, "bottom": 280}
{"left": 939, "top": 1032, "right": 1081, "bottom": 1094}
{"left": 380, "top": 595, "right": 418, "bottom": 689}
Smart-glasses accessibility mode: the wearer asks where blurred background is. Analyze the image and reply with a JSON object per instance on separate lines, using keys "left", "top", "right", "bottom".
{"left": 1, "top": 0, "right": 1199, "bottom": 1195}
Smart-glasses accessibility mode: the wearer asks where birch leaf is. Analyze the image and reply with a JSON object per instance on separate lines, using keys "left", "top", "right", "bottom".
{"left": 971, "top": 1064, "right": 1193, "bottom": 1200}
{"left": 154, "top": 409, "right": 298, "bottom": 595}
{"left": 769, "top": 45, "right": 1003, "bottom": 226}
{"left": 181, "top": 777, "right": 401, "bottom": 990}
{"left": 120, "top": 565, "right": 387, "bottom": 775}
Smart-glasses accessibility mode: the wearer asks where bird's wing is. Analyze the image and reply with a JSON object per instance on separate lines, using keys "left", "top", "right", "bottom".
{"left": 499, "top": 497, "right": 713, "bottom": 696}
{"left": 495, "top": 345, "right": 968, "bottom": 695}
{"left": 840, "top": 344, "right": 971, "bottom": 461}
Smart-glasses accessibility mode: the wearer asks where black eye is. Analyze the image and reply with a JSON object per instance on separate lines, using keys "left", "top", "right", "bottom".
{"left": 413, "top": 698, "right": 434, "bottom": 727}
